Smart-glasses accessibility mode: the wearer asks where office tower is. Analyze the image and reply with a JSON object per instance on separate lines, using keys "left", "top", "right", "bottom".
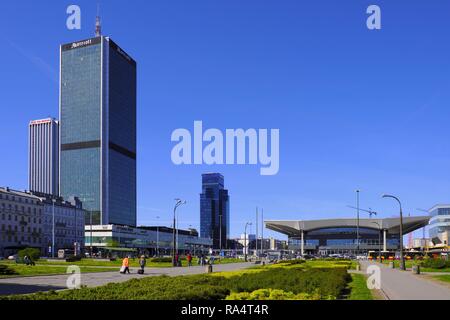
{"left": 59, "top": 36, "right": 137, "bottom": 227}
{"left": 29, "top": 118, "right": 59, "bottom": 196}
{"left": 200, "top": 173, "right": 230, "bottom": 249}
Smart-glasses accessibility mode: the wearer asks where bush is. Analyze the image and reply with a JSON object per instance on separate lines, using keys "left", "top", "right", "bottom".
{"left": 278, "top": 259, "right": 306, "bottom": 265}
{"left": 0, "top": 265, "right": 17, "bottom": 275}
{"left": 226, "top": 288, "right": 323, "bottom": 300}
{"left": 420, "top": 258, "right": 449, "bottom": 269}
{"left": 17, "top": 248, "right": 40, "bottom": 261}
{"left": 149, "top": 257, "right": 172, "bottom": 263}
{"left": 66, "top": 255, "right": 82, "bottom": 263}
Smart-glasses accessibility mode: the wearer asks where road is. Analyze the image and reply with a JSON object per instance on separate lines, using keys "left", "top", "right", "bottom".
{"left": 360, "top": 260, "right": 450, "bottom": 300}
{"left": 0, "top": 262, "right": 253, "bottom": 296}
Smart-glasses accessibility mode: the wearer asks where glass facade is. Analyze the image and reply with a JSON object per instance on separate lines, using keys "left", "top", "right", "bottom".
{"left": 429, "top": 206, "right": 450, "bottom": 245}
{"left": 200, "top": 173, "right": 230, "bottom": 248}
{"left": 288, "top": 226, "right": 399, "bottom": 251}
{"left": 60, "top": 37, "right": 136, "bottom": 227}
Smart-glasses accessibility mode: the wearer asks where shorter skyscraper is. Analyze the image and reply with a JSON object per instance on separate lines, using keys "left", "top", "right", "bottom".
{"left": 200, "top": 173, "right": 230, "bottom": 249}
{"left": 29, "top": 118, "right": 59, "bottom": 196}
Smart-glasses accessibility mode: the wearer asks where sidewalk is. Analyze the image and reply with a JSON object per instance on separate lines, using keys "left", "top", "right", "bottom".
{"left": 0, "top": 262, "right": 253, "bottom": 296}
{"left": 360, "top": 260, "right": 450, "bottom": 300}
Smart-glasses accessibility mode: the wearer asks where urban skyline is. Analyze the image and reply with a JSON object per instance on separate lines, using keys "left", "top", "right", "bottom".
{"left": 1, "top": 1, "right": 450, "bottom": 240}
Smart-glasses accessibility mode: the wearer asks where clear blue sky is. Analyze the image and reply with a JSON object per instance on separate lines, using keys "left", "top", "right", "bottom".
{"left": 1, "top": 1, "right": 450, "bottom": 240}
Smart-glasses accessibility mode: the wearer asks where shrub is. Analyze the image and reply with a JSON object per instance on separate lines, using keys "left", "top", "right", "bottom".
{"left": 226, "top": 288, "right": 323, "bottom": 300}
{"left": 17, "top": 248, "right": 40, "bottom": 261}
{"left": 278, "top": 259, "right": 306, "bottom": 265}
{"left": 66, "top": 255, "right": 82, "bottom": 263}
{"left": 420, "top": 258, "right": 449, "bottom": 269}
{"left": 0, "top": 265, "right": 17, "bottom": 275}
{"left": 149, "top": 257, "right": 172, "bottom": 263}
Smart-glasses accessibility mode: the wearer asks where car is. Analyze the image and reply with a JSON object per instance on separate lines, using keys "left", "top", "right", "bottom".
{"left": 7, "top": 255, "right": 18, "bottom": 260}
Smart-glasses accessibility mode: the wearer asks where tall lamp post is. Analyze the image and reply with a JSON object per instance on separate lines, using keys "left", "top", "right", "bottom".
{"left": 173, "top": 199, "right": 186, "bottom": 267}
{"left": 155, "top": 216, "right": 160, "bottom": 257}
{"left": 356, "top": 190, "right": 360, "bottom": 254}
{"left": 382, "top": 194, "right": 405, "bottom": 270}
{"left": 371, "top": 221, "right": 382, "bottom": 263}
{"left": 244, "top": 222, "right": 252, "bottom": 262}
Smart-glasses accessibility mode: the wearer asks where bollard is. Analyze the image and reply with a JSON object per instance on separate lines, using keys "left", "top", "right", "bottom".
{"left": 206, "top": 265, "right": 213, "bottom": 273}
{"left": 356, "top": 264, "right": 361, "bottom": 271}
{"left": 412, "top": 265, "right": 420, "bottom": 275}
{"left": 389, "top": 261, "right": 395, "bottom": 269}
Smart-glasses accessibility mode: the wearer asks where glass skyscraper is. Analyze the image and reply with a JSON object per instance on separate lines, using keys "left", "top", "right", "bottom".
{"left": 59, "top": 36, "right": 137, "bottom": 227}
{"left": 200, "top": 173, "right": 230, "bottom": 249}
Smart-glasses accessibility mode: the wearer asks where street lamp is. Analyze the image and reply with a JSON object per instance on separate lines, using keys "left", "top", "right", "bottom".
{"left": 173, "top": 199, "right": 186, "bottom": 267}
{"left": 371, "top": 221, "right": 382, "bottom": 263}
{"left": 382, "top": 194, "right": 405, "bottom": 270}
{"left": 356, "top": 190, "right": 360, "bottom": 254}
{"left": 155, "top": 216, "right": 160, "bottom": 257}
{"left": 244, "top": 222, "right": 252, "bottom": 262}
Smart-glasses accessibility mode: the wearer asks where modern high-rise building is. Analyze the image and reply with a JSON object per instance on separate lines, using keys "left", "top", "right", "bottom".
{"left": 200, "top": 173, "right": 230, "bottom": 249}
{"left": 428, "top": 204, "right": 450, "bottom": 247}
{"left": 59, "top": 36, "right": 137, "bottom": 227}
{"left": 29, "top": 118, "right": 59, "bottom": 196}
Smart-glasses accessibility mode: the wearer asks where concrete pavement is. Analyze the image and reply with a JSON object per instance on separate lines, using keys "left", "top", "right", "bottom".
{"left": 360, "top": 260, "right": 450, "bottom": 300}
{"left": 0, "top": 262, "right": 253, "bottom": 296}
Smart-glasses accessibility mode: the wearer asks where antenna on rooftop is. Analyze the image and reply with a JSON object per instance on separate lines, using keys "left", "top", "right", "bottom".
{"left": 95, "top": 2, "right": 102, "bottom": 37}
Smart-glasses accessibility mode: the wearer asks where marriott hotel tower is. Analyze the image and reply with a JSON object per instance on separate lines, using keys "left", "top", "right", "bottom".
{"left": 59, "top": 36, "right": 137, "bottom": 227}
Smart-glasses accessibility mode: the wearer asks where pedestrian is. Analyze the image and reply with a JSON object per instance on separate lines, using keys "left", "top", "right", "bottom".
{"left": 187, "top": 253, "right": 192, "bottom": 267}
{"left": 121, "top": 256, "right": 131, "bottom": 274}
{"left": 139, "top": 255, "right": 146, "bottom": 274}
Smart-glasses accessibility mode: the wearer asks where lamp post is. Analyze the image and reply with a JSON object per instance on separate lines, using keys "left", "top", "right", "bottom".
{"left": 173, "top": 199, "right": 186, "bottom": 267}
{"left": 356, "top": 190, "right": 360, "bottom": 255}
{"left": 244, "top": 222, "right": 252, "bottom": 262}
{"left": 156, "top": 216, "right": 160, "bottom": 257}
{"left": 382, "top": 194, "right": 405, "bottom": 270}
{"left": 372, "top": 221, "right": 382, "bottom": 263}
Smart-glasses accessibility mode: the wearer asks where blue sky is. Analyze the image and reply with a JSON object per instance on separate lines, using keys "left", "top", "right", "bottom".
{"left": 1, "top": 1, "right": 450, "bottom": 239}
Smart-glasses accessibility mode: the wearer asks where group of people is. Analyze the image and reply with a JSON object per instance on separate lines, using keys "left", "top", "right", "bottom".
{"left": 120, "top": 255, "right": 146, "bottom": 274}
{"left": 120, "top": 252, "right": 214, "bottom": 274}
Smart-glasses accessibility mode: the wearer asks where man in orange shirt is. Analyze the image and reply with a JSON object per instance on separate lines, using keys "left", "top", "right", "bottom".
{"left": 121, "top": 256, "right": 131, "bottom": 274}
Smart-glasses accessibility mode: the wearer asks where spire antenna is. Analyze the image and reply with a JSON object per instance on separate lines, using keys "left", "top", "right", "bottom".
{"left": 95, "top": 3, "right": 102, "bottom": 37}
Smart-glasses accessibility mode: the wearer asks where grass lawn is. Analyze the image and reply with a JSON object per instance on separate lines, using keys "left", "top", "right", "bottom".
{"left": 33, "top": 257, "right": 242, "bottom": 268}
{"left": 432, "top": 275, "right": 450, "bottom": 283}
{"left": 347, "top": 274, "right": 373, "bottom": 300}
{"left": 380, "top": 260, "right": 450, "bottom": 273}
{"left": 0, "top": 264, "right": 114, "bottom": 278}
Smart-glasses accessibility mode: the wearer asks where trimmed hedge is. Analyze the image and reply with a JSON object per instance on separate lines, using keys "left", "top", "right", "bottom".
{"left": 2, "top": 265, "right": 351, "bottom": 300}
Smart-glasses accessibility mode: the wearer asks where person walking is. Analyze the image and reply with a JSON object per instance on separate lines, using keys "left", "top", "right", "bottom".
{"left": 121, "top": 256, "right": 131, "bottom": 274}
{"left": 139, "top": 255, "right": 146, "bottom": 274}
{"left": 187, "top": 253, "right": 192, "bottom": 267}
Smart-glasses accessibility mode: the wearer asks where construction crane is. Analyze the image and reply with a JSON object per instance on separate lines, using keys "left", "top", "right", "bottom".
{"left": 417, "top": 208, "right": 430, "bottom": 253}
{"left": 347, "top": 206, "right": 377, "bottom": 218}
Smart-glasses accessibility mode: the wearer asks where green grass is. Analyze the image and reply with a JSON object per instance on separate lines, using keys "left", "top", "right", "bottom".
{"left": 433, "top": 275, "right": 450, "bottom": 283}
{"left": 32, "top": 257, "right": 242, "bottom": 268}
{"left": 381, "top": 260, "right": 450, "bottom": 273}
{"left": 2, "top": 262, "right": 353, "bottom": 300}
{"left": 347, "top": 274, "right": 373, "bottom": 300}
{"left": 0, "top": 264, "right": 114, "bottom": 278}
